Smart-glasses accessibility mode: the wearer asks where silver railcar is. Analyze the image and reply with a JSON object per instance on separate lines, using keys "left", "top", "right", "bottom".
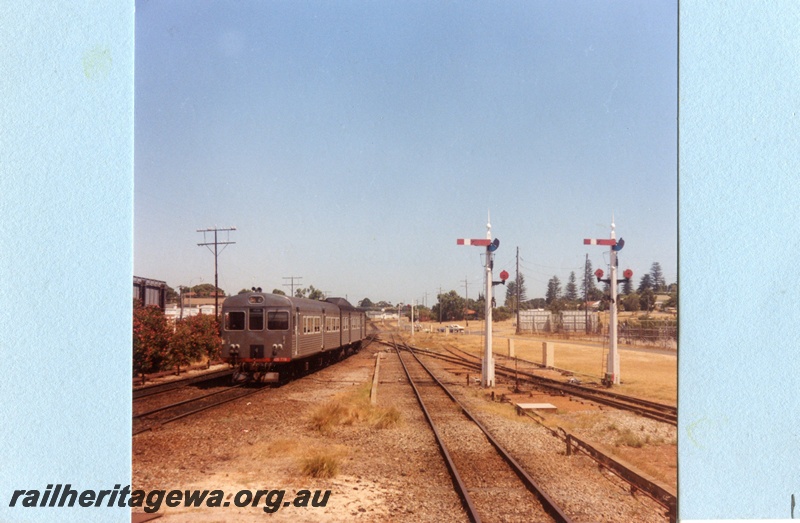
{"left": 221, "top": 292, "right": 366, "bottom": 382}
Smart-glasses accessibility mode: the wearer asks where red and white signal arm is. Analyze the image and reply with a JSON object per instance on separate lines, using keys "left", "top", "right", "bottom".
{"left": 584, "top": 238, "right": 616, "bottom": 246}
{"left": 457, "top": 238, "right": 492, "bottom": 246}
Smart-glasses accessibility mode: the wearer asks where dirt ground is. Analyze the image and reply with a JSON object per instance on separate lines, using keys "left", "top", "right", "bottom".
{"left": 385, "top": 319, "right": 677, "bottom": 486}
{"left": 132, "top": 322, "right": 676, "bottom": 521}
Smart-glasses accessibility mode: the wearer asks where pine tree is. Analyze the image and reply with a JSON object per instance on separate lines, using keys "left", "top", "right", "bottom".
{"left": 565, "top": 271, "right": 578, "bottom": 302}
{"left": 649, "top": 262, "right": 666, "bottom": 292}
{"left": 582, "top": 258, "right": 600, "bottom": 301}
{"left": 546, "top": 276, "right": 562, "bottom": 305}
{"left": 638, "top": 274, "right": 654, "bottom": 293}
{"left": 622, "top": 277, "right": 633, "bottom": 295}
{"left": 504, "top": 274, "right": 527, "bottom": 308}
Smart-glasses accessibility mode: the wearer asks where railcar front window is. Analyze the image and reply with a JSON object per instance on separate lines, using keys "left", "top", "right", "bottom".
{"left": 250, "top": 308, "right": 264, "bottom": 331}
{"left": 267, "top": 311, "right": 289, "bottom": 330}
{"left": 226, "top": 311, "right": 245, "bottom": 331}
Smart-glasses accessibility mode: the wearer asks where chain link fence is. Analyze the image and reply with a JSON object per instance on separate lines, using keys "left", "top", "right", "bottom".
{"left": 517, "top": 310, "right": 677, "bottom": 349}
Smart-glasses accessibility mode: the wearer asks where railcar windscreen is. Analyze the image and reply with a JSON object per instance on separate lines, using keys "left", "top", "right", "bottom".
{"left": 267, "top": 311, "right": 289, "bottom": 330}
{"left": 250, "top": 308, "right": 264, "bottom": 330}
{"left": 225, "top": 311, "right": 245, "bottom": 330}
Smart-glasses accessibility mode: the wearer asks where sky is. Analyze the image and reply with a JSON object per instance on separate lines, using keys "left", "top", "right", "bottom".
{"left": 134, "top": 0, "right": 677, "bottom": 306}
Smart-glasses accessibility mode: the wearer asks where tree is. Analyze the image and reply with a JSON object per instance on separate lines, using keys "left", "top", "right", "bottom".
{"left": 621, "top": 293, "right": 641, "bottom": 312}
{"left": 432, "top": 290, "right": 466, "bottom": 322}
{"left": 526, "top": 298, "right": 546, "bottom": 309}
{"left": 415, "top": 305, "right": 432, "bottom": 322}
{"left": 545, "top": 276, "right": 562, "bottom": 305}
{"left": 171, "top": 314, "right": 222, "bottom": 373}
{"left": 565, "top": 271, "right": 578, "bottom": 302}
{"left": 640, "top": 288, "right": 656, "bottom": 313}
{"left": 132, "top": 303, "right": 171, "bottom": 379}
{"left": 504, "top": 274, "right": 527, "bottom": 309}
{"left": 622, "top": 277, "right": 634, "bottom": 296}
{"left": 272, "top": 289, "right": 286, "bottom": 296}
{"left": 649, "top": 262, "right": 666, "bottom": 292}
{"left": 295, "top": 285, "right": 325, "bottom": 300}
{"left": 165, "top": 285, "right": 179, "bottom": 303}
{"left": 637, "top": 274, "right": 654, "bottom": 293}
{"left": 359, "top": 298, "right": 375, "bottom": 308}
{"left": 582, "top": 258, "right": 603, "bottom": 301}
{"left": 193, "top": 283, "right": 224, "bottom": 297}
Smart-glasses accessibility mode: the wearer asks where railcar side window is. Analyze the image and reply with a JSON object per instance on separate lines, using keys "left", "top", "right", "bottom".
{"left": 267, "top": 311, "right": 289, "bottom": 330}
{"left": 225, "top": 311, "right": 245, "bottom": 330}
{"left": 250, "top": 308, "right": 264, "bottom": 331}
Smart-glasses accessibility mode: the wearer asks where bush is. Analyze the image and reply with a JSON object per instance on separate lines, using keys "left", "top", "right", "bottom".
{"left": 171, "top": 313, "right": 221, "bottom": 371}
{"left": 132, "top": 304, "right": 172, "bottom": 377}
{"left": 493, "top": 306, "right": 514, "bottom": 322}
{"left": 133, "top": 305, "right": 222, "bottom": 379}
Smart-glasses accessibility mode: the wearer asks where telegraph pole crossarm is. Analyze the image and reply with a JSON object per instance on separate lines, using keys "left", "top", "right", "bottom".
{"left": 197, "top": 226, "right": 236, "bottom": 322}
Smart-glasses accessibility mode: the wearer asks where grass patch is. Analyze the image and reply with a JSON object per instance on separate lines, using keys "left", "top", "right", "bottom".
{"left": 614, "top": 429, "right": 647, "bottom": 448}
{"left": 301, "top": 453, "right": 341, "bottom": 478}
{"left": 309, "top": 384, "right": 402, "bottom": 434}
{"left": 372, "top": 406, "right": 402, "bottom": 429}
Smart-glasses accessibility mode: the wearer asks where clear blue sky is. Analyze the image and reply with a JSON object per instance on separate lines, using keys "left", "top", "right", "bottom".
{"left": 134, "top": 0, "right": 677, "bottom": 305}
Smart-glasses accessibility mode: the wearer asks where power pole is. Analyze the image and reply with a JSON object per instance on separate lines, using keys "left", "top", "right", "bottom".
{"left": 461, "top": 277, "right": 469, "bottom": 327}
{"left": 283, "top": 276, "right": 303, "bottom": 297}
{"left": 438, "top": 286, "right": 443, "bottom": 323}
{"left": 584, "top": 254, "right": 589, "bottom": 334}
{"left": 515, "top": 247, "right": 520, "bottom": 335}
{"left": 197, "top": 227, "right": 236, "bottom": 321}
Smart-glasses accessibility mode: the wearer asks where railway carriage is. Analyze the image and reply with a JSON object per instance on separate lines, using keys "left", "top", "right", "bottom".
{"left": 221, "top": 291, "right": 366, "bottom": 382}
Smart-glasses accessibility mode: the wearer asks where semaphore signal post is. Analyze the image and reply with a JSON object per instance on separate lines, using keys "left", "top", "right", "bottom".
{"left": 584, "top": 218, "right": 632, "bottom": 386}
{"left": 457, "top": 217, "right": 508, "bottom": 388}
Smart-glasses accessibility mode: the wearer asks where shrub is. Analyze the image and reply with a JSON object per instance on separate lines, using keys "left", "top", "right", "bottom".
{"left": 132, "top": 304, "right": 172, "bottom": 378}
{"left": 171, "top": 313, "right": 221, "bottom": 371}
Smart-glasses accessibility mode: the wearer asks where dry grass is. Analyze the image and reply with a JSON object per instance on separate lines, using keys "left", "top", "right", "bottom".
{"left": 301, "top": 453, "right": 341, "bottom": 478}
{"left": 393, "top": 319, "right": 676, "bottom": 405}
{"left": 309, "top": 383, "right": 402, "bottom": 434}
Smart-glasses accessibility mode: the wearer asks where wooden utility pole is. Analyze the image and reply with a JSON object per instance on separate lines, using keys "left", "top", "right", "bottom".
{"left": 197, "top": 227, "right": 236, "bottom": 321}
{"left": 515, "top": 247, "right": 520, "bottom": 335}
{"left": 282, "top": 276, "right": 303, "bottom": 297}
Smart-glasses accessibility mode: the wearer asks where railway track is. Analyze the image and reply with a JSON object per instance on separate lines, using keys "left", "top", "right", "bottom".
{"left": 133, "top": 336, "right": 382, "bottom": 436}
{"left": 383, "top": 336, "right": 676, "bottom": 521}
{"left": 133, "top": 367, "right": 234, "bottom": 400}
{"left": 413, "top": 342, "right": 677, "bottom": 426}
{"left": 391, "top": 337, "right": 574, "bottom": 523}
{"left": 133, "top": 383, "right": 267, "bottom": 436}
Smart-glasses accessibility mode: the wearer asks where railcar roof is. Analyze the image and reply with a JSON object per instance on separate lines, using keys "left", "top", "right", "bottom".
{"left": 223, "top": 292, "right": 343, "bottom": 310}
{"left": 324, "top": 297, "right": 356, "bottom": 311}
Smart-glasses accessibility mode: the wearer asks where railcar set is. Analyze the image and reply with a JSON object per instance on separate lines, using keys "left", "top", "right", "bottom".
{"left": 220, "top": 291, "right": 367, "bottom": 383}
